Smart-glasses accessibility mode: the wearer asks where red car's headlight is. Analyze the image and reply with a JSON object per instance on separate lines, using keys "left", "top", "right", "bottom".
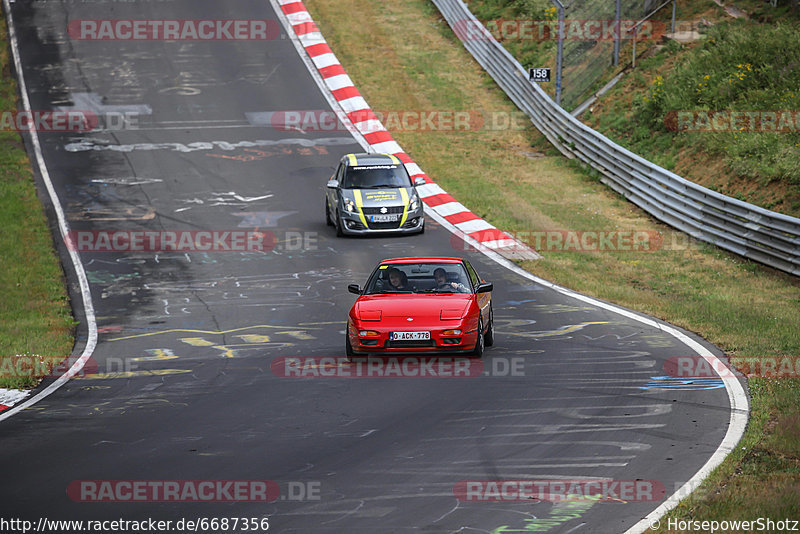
{"left": 358, "top": 310, "right": 382, "bottom": 321}
{"left": 440, "top": 309, "right": 463, "bottom": 320}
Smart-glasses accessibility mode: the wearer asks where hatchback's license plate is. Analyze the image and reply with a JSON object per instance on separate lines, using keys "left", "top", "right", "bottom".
{"left": 391, "top": 331, "right": 430, "bottom": 341}
{"left": 370, "top": 214, "right": 399, "bottom": 222}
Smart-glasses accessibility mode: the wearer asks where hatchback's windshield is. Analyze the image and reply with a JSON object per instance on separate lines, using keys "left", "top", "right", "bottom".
{"left": 364, "top": 263, "right": 471, "bottom": 294}
{"left": 343, "top": 164, "right": 410, "bottom": 189}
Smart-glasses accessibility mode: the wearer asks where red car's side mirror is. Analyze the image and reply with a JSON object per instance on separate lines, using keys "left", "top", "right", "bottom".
{"left": 476, "top": 282, "right": 493, "bottom": 293}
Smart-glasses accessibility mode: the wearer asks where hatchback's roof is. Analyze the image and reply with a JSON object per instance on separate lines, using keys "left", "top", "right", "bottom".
{"left": 342, "top": 153, "right": 402, "bottom": 167}
{"left": 380, "top": 257, "right": 463, "bottom": 264}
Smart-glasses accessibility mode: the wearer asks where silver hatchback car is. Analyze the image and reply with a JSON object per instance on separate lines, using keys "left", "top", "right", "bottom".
{"left": 325, "top": 153, "right": 425, "bottom": 236}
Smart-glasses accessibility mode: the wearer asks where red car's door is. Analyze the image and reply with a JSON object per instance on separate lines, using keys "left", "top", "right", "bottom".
{"left": 464, "top": 260, "right": 491, "bottom": 329}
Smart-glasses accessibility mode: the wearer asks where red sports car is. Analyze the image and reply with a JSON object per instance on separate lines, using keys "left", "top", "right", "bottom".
{"left": 346, "top": 257, "right": 494, "bottom": 358}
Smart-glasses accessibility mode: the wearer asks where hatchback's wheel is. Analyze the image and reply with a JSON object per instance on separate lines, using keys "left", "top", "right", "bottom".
{"left": 336, "top": 210, "right": 344, "bottom": 237}
{"left": 325, "top": 200, "right": 333, "bottom": 226}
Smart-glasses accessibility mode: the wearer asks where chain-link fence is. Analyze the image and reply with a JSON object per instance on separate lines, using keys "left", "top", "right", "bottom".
{"left": 558, "top": 0, "right": 657, "bottom": 109}
{"left": 466, "top": 0, "right": 672, "bottom": 110}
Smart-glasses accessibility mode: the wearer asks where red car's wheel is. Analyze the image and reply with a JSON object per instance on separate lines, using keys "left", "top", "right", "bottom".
{"left": 471, "top": 318, "right": 485, "bottom": 358}
{"left": 485, "top": 307, "right": 494, "bottom": 347}
{"left": 346, "top": 331, "right": 355, "bottom": 359}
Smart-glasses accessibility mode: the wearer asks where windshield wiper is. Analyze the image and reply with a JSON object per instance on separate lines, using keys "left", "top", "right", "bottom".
{"left": 365, "top": 184, "right": 399, "bottom": 188}
{"left": 417, "top": 288, "right": 453, "bottom": 293}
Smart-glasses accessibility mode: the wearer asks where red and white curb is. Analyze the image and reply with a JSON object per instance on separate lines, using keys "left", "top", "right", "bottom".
{"left": 275, "top": 0, "right": 539, "bottom": 261}
{"left": 0, "top": 388, "right": 31, "bottom": 413}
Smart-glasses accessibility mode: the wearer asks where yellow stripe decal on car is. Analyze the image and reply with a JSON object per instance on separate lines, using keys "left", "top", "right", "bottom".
{"left": 348, "top": 154, "right": 358, "bottom": 167}
{"left": 399, "top": 187, "right": 409, "bottom": 226}
{"left": 383, "top": 153, "right": 400, "bottom": 164}
{"left": 352, "top": 189, "right": 369, "bottom": 227}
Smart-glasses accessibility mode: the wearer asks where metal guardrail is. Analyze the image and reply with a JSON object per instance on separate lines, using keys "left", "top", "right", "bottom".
{"left": 432, "top": 0, "right": 800, "bottom": 276}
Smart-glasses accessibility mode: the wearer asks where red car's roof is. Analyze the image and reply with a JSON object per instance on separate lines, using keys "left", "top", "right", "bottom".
{"left": 379, "top": 257, "right": 463, "bottom": 264}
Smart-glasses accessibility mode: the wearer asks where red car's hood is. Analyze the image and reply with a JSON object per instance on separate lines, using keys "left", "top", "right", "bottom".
{"left": 355, "top": 293, "right": 472, "bottom": 321}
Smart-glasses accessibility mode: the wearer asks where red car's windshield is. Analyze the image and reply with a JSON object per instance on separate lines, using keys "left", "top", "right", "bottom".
{"left": 364, "top": 263, "right": 471, "bottom": 294}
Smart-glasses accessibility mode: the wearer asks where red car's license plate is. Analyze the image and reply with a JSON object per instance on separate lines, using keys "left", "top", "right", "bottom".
{"left": 391, "top": 331, "right": 431, "bottom": 341}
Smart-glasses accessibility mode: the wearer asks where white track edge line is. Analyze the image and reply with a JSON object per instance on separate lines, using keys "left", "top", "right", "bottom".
{"left": 0, "top": 0, "right": 98, "bottom": 422}
{"left": 270, "top": 2, "right": 749, "bottom": 532}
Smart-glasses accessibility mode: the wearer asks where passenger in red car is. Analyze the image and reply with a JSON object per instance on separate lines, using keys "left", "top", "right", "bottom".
{"left": 387, "top": 268, "right": 409, "bottom": 290}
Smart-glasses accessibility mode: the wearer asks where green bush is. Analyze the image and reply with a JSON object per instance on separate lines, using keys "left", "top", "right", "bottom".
{"left": 632, "top": 22, "right": 800, "bottom": 196}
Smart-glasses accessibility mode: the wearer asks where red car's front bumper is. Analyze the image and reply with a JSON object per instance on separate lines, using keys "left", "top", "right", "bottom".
{"left": 347, "top": 317, "right": 479, "bottom": 354}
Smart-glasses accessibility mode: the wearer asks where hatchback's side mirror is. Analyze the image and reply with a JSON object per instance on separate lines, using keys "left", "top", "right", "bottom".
{"left": 476, "top": 282, "right": 493, "bottom": 293}
{"left": 348, "top": 284, "right": 361, "bottom": 295}
{"left": 414, "top": 176, "right": 425, "bottom": 186}
{"left": 327, "top": 179, "right": 339, "bottom": 188}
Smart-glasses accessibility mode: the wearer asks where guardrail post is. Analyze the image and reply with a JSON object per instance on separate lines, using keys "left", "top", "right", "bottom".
{"left": 614, "top": 0, "right": 621, "bottom": 66}
{"left": 551, "top": 0, "right": 565, "bottom": 107}
{"left": 672, "top": 0, "right": 676, "bottom": 33}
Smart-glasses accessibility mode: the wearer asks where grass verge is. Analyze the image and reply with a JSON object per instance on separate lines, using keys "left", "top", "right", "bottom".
{"left": 304, "top": 0, "right": 800, "bottom": 528}
{"left": 0, "top": 16, "right": 75, "bottom": 390}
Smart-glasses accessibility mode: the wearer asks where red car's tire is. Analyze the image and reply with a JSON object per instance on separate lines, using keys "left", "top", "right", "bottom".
{"left": 485, "top": 307, "right": 494, "bottom": 347}
{"left": 471, "top": 318, "right": 485, "bottom": 358}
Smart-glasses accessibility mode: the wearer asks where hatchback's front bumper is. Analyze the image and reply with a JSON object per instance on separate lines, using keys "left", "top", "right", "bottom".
{"left": 339, "top": 208, "right": 424, "bottom": 235}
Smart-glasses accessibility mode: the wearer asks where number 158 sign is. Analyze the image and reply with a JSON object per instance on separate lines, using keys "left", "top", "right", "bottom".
{"left": 529, "top": 68, "right": 551, "bottom": 82}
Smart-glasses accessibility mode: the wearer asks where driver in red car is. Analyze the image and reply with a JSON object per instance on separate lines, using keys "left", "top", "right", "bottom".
{"left": 434, "top": 267, "right": 469, "bottom": 293}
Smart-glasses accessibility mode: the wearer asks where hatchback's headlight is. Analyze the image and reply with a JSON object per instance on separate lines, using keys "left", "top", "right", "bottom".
{"left": 343, "top": 198, "right": 357, "bottom": 213}
{"left": 409, "top": 194, "right": 419, "bottom": 211}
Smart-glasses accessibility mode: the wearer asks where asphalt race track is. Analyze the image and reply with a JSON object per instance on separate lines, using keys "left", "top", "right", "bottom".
{"left": 0, "top": 1, "right": 738, "bottom": 532}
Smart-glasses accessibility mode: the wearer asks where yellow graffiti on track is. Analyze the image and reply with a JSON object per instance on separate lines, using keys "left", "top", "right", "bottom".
{"left": 76, "top": 369, "right": 193, "bottom": 380}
